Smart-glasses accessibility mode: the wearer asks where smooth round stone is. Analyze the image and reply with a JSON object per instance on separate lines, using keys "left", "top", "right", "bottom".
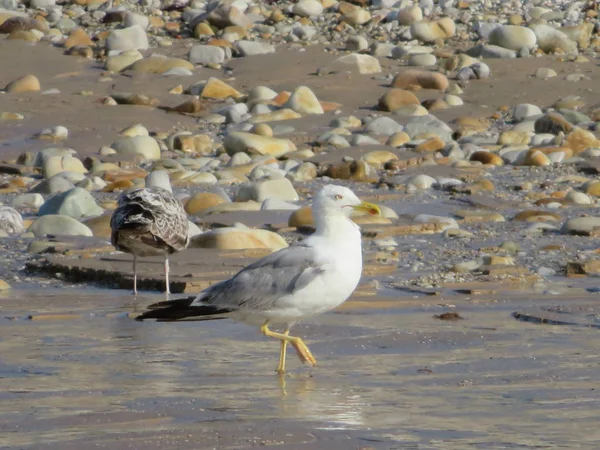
{"left": 236, "top": 178, "right": 299, "bottom": 203}
{"left": 513, "top": 103, "right": 542, "bottom": 121}
{"left": 410, "top": 17, "right": 456, "bottom": 42}
{"left": 29, "top": 214, "right": 93, "bottom": 237}
{"left": 467, "top": 44, "right": 517, "bottom": 59}
{"left": 12, "top": 193, "right": 44, "bottom": 209}
{"left": 565, "top": 191, "right": 592, "bottom": 205}
{"left": 284, "top": 86, "right": 323, "bottom": 115}
{"left": 397, "top": 4, "right": 422, "bottom": 25}
{"left": 561, "top": 217, "right": 600, "bottom": 235}
{"left": 189, "top": 45, "right": 226, "bottom": 65}
{"left": 105, "top": 25, "right": 148, "bottom": 52}
{"left": 408, "top": 53, "right": 437, "bottom": 66}
{"left": 403, "top": 114, "right": 453, "bottom": 141}
{"left": 38, "top": 187, "right": 104, "bottom": 219}
{"left": 408, "top": 174, "right": 436, "bottom": 190}
{"left": 489, "top": 25, "right": 537, "bottom": 51}
{"left": 444, "top": 94, "right": 463, "bottom": 106}
{"left": 292, "top": 0, "right": 323, "bottom": 17}
{"left": 535, "top": 67, "right": 557, "bottom": 78}
{"left": 346, "top": 35, "right": 368, "bottom": 52}
{"left": 248, "top": 86, "right": 278, "bottom": 103}
{"left": 111, "top": 136, "right": 161, "bottom": 160}
{"left": 529, "top": 23, "right": 577, "bottom": 53}
{"left": 234, "top": 40, "right": 275, "bottom": 56}
{"left": 124, "top": 11, "right": 149, "bottom": 29}
{"left": 364, "top": 116, "right": 403, "bottom": 136}
{"left": 5, "top": 74, "right": 41, "bottom": 93}
{"left": 30, "top": 175, "right": 75, "bottom": 195}
{"left": 319, "top": 53, "right": 381, "bottom": 75}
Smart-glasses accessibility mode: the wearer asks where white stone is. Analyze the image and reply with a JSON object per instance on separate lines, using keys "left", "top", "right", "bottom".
{"left": 105, "top": 25, "right": 149, "bottom": 52}
{"left": 111, "top": 136, "right": 161, "bottom": 160}
{"left": 292, "top": 0, "right": 323, "bottom": 17}
{"left": 29, "top": 215, "right": 93, "bottom": 237}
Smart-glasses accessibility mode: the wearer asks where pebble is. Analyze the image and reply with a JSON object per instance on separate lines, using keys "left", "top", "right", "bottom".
{"left": 189, "top": 45, "right": 226, "bottom": 65}
{"left": 12, "top": 193, "right": 44, "bottom": 209}
{"left": 5, "top": 74, "right": 40, "bottom": 93}
{"left": 535, "top": 68, "right": 557, "bottom": 79}
{"left": 293, "top": 0, "right": 323, "bottom": 17}
{"left": 38, "top": 187, "right": 104, "bottom": 219}
{"left": 410, "top": 18, "right": 456, "bottom": 42}
{"left": 105, "top": 50, "right": 143, "bottom": 72}
{"left": 488, "top": 25, "right": 537, "bottom": 51}
{"left": 513, "top": 104, "right": 542, "bottom": 121}
{"left": 105, "top": 25, "right": 149, "bottom": 52}
{"left": 284, "top": 86, "right": 323, "bottom": 115}
{"left": 529, "top": 23, "right": 577, "bottom": 53}
{"left": 561, "top": 217, "right": 600, "bottom": 236}
{"left": 190, "top": 227, "right": 287, "bottom": 251}
{"left": 397, "top": 5, "right": 423, "bottom": 26}
{"left": 319, "top": 53, "right": 381, "bottom": 75}
{"left": 223, "top": 132, "right": 296, "bottom": 158}
{"left": 235, "top": 41, "right": 275, "bottom": 57}
{"left": 111, "top": 136, "right": 161, "bottom": 160}
{"left": 29, "top": 214, "right": 93, "bottom": 237}
{"left": 237, "top": 178, "right": 299, "bottom": 203}
{"left": 378, "top": 89, "right": 420, "bottom": 112}
{"left": 392, "top": 69, "right": 448, "bottom": 91}
{"left": 364, "top": 117, "right": 403, "bottom": 136}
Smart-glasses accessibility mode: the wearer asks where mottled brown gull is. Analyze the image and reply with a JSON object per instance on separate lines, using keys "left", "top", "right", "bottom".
{"left": 136, "top": 185, "right": 380, "bottom": 374}
{"left": 110, "top": 172, "right": 189, "bottom": 295}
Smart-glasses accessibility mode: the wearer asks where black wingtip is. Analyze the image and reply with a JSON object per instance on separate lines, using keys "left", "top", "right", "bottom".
{"left": 135, "top": 296, "right": 233, "bottom": 322}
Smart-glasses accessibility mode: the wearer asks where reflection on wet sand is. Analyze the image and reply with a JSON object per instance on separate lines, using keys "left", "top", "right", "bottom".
{"left": 2, "top": 288, "right": 600, "bottom": 449}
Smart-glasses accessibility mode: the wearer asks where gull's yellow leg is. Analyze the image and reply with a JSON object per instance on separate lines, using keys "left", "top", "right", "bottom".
{"left": 277, "top": 328, "right": 290, "bottom": 375}
{"left": 261, "top": 322, "right": 317, "bottom": 370}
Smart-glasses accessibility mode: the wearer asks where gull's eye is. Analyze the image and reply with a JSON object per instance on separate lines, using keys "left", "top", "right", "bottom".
{"left": 335, "top": 194, "right": 343, "bottom": 200}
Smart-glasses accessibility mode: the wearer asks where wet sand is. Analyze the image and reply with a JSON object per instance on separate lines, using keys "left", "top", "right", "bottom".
{"left": 2, "top": 288, "right": 600, "bottom": 449}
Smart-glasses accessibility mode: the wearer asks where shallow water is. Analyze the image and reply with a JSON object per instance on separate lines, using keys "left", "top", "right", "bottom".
{"left": 2, "top": 288, "right": 600, "bottom": 449}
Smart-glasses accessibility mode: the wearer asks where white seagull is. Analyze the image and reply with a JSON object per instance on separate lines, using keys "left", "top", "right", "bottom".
{"left": 136, "top": 185, "right": 380, "bottom": 374}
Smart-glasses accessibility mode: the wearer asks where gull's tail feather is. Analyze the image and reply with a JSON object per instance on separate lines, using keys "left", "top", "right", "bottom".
{"left": 136, "top": 296, "right": 232, "bottom": 322}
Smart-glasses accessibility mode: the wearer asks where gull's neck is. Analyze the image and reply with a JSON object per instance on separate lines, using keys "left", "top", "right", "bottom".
{"left": 313, "top": 211, "right": 360, "bottom": 242}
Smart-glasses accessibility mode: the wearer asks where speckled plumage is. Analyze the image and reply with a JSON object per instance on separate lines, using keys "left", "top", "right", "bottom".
{"left": 110, "top": 187, "right": 189, "bottom": 295}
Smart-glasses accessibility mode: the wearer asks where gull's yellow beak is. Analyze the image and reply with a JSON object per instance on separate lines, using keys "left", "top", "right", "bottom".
{"left": 351, "top": 201, "right": 381, "bottom": 216}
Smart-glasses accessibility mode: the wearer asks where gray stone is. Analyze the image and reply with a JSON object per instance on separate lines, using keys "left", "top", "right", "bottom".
{"left": 404, "top": 114, "right": 453, "bottom": 142}
{"left": 234, "top": 41, "right": 275, "bottom": 57}
{"left": 38, "top": 187, "right": 104, "bottom": 219}
{"left": 293, "top": 0, "right": 323, "bottom": 17}
{"left": 488, "top": 25, "right": 537, "bottom": 50}
{"left": 189, "top": 45, "right": 226, "bottom": 65}
{"left": 466, "top": 44, "right": 517, "bottom": 59}
{"left": 365, "top": 117, "right": 403, "bottom": 136}
{"left": 513, "top": 103, "right": 542, "bottom": 121}
{"left": 29, "top": 215, "right": 93, "bottom": 237}
{"left": 30, "top": 175, "right": 76, "bottom": 195}
{"left": 12, "top": 193, "right": 44, "bottom": 209}
{"left": 105, "top": 25, "right": 149, "bottom": 52}
{"left": 561, "top": 217, "right": 600, "bottom": 235}
{"left": 124, "top": 11, "right": 149, "bottom": 30}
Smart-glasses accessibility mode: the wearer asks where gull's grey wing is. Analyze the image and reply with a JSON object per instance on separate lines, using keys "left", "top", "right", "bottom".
{"left": 191, "top": 243, "right": 327, "bottom": 311}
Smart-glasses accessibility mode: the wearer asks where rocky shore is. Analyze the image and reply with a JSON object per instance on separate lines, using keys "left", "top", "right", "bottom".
{"left": 0, "top": 0, "right": 599, "bottom": 296}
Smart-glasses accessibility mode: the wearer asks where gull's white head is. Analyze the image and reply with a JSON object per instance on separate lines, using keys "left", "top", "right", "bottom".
{"left": 312, "top": 185, "right": 381, "bottom": 221}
